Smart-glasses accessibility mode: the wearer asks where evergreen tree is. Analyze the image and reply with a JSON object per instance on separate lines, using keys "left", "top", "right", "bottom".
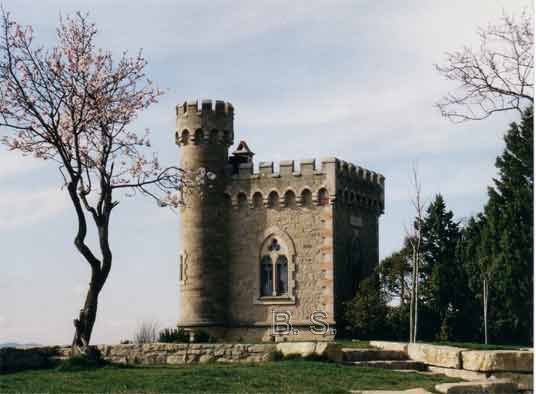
{"left": 483, "top": 107, "right": 533, "bottom": 344}
{"left": 379, "top": 245, "right": 412, "bottom": 304}
{"left": 459, "top": 214, "right": 492, "bottom": 342}
{"left": 419, "top": 194, "right": 464, "bottom": 339}
{"left": 345, "top": 274, "right": 389, "bottom": 339}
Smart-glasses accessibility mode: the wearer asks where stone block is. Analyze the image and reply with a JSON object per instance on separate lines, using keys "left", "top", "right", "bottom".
{"left": 369, "top": 341, "right": 408, "bottom": 354}
{"left": 462, "top": 350, "right": 533, "bottom": 372}
{"left": 408, "top": 343, "right": 465, "bottom": 369}
{"left": 435, "top": 379, "right": 517, "bottom": 394}
{"left": 276, "top": 342, "right": 317, "bottom": 357}
{"left": 315, "top": 342, "right": 343, "bottom": 362}
{"left": 350, "top": 390, "right": 432, "bottom": 394}
{"left": 488, "top": 372, "right": 533, "bottom": 390}
{"left": 427, "top": 366, "right": 488, "bottom": 381}
{"left": 167, "top": 354, "right": 186, "bottom": 364}
{"left": 199, "top": 354, "right": 215, "bottom": 363}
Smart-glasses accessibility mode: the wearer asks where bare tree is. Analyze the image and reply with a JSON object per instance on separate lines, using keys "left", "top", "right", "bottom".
{"left": 405, "top": 164, "right": 425, "bottom": 343}
{"left": 0, "top": 10, "right": 206, "bottom": 355}
{"left": 436, "top": 10, "right": 533, "bottom": 122}
{"left": 133, "top": 320, "right": 160, "bottom": 344}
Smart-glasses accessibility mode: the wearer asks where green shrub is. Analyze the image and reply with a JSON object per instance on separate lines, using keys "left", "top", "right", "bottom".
{"left": 159, "top": 328, "right": 189, "bottom": 343}
{"left": 192, "top": 329, "right": 217, "bottom": 343}
{"left": 266, "top": 350, "right": 284, "bottom": 361}
{"left": 282, "top": 353, "right": 303, "bottom": 361}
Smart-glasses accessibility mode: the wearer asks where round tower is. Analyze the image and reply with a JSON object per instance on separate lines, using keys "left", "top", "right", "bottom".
{"left": 176, "top": 99, "right": 233, "bottom": 329}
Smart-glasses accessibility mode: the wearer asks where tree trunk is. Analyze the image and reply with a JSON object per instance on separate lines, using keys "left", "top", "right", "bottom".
{"left": 414, "top": 253, "right": 419, "bottom": 343}
{"left": 409, "top": 261, "right": 415, "bottom": 343}
{"left": 483, "top": 277, "right": 488, "bottom": 345}
{"left": 72, "top": 273, "right": 102, "bottom": 357}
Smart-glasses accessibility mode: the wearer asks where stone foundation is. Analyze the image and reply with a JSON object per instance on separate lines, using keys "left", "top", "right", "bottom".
{"left": 79, "top": 343, "right": 277, "bottom": 364}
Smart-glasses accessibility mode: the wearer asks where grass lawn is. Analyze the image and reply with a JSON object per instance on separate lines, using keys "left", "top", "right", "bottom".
{"left": 0, "top": 360, "right": 459, "bottom": 394}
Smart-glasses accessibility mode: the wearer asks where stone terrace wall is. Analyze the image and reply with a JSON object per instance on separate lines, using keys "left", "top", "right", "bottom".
{"left": 60, "top": 343, "right": 278, "bottom": 365}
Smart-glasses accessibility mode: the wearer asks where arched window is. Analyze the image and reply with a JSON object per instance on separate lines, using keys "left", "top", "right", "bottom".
{"left": 318, "top": 188, "right": 329, "bottom": 206}
{"left": 252, "top": 192, "right": 263, "bottom": 208}
{"left": 237, "top": 192, "right": 248, "bottom": 209}
{"left": 300, "top": 189, "right": 312, "bottom": 207}
{"left": 194, "top": 129, "right": 204, "bottom": 144}
{"left": 349, "top": 191, "right": 356, "bottom": 205}
{"left": 343, "top": 189, "right": 349, "bottom": 203}
{"left": 260, "top": 255, "right": 273, "bottom": 296}
{"left": 284, "top": 190, "right": 296, "bottom": 208}
{"left": 223, "top": 130, "right": 231, "bottom": 144}
{"left": 180, "top": 129, "right": 190, "bottom": 145}
{"left": 259, "top": 237, "right": 289, "bottom": 297}
{"left": 209, "top": 129, "right": 219, "bottom": 143}
{"left": 223, "top": 193, "right": 232, "bottom": 208}
{"left": 267, "top": 191, "right": 279, "bottom": 209}
{"left": 276, "top": 255, "right": 288, "bottom": 295}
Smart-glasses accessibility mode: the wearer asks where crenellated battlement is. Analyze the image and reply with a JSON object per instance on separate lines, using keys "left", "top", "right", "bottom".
{"left": 176, "top": 99, "right": 234, "bottom": 116}
{"left": 176, "top": 99, "right": 234, "bottom": 147}
{"left": 227, "top": 157, "right": 384, "bottom": 189}
{"left": 225, "top": 157, "right": 384, "bottom": 213}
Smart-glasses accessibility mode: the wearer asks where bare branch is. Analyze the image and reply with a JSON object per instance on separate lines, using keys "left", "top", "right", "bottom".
{"left": 436, "top": 10, "right": 533, "bottom": 122}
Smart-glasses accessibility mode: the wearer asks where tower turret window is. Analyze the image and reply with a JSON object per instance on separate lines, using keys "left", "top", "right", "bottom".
{"left": 180, "top": 130, "right": 190, "bottom": 145}
{"left": 194, "top": 129, "right": 204, "bottom": 144}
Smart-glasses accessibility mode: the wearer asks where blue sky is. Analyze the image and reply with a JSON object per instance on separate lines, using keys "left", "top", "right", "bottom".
{"left": 0, "top": 0, "right": 531, "bottom": 345}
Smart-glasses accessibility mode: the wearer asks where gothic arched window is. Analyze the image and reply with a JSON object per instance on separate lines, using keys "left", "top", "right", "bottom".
{"left": 259, "top": 237, "right": 289, "bottom": 297}
{"left": 260, "top": 255, "right": 273, "bottom": 296}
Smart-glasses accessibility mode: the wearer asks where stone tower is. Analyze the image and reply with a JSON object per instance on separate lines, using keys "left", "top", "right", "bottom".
{"left": 175, "top": 99, "right": 234, "bottom": 330}
{"left": 176, "top": 99, "right": 385, "bottom": 342}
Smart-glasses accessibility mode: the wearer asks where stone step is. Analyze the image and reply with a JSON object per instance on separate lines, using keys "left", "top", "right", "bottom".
{"left": 435, "top": 379, "right": 518, "bottom": 394}
{"left": 349, "top": 360, "right": 427, "bottom": 371}
{"left": 341, "top": 348, "right": 408, "bottom": 362}
{"left": 350, "top": 389, "right": 432, "bottom": 394}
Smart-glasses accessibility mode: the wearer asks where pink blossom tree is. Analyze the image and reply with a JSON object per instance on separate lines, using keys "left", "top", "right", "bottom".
{"left": 0, "top": 10, "right": 203, "bottom": 354}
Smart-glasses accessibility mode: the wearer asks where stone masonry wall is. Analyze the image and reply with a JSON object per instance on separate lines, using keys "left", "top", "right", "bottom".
{"left": 225, "top": 159, "right": 336, "bottom": 341}
{"left": 95, "top": 343, "right": 277, "bottom": 364}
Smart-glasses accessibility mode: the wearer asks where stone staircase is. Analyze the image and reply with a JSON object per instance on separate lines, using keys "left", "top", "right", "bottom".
{"left": 341, "top": 348, "right": 427, "bottom": 371}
